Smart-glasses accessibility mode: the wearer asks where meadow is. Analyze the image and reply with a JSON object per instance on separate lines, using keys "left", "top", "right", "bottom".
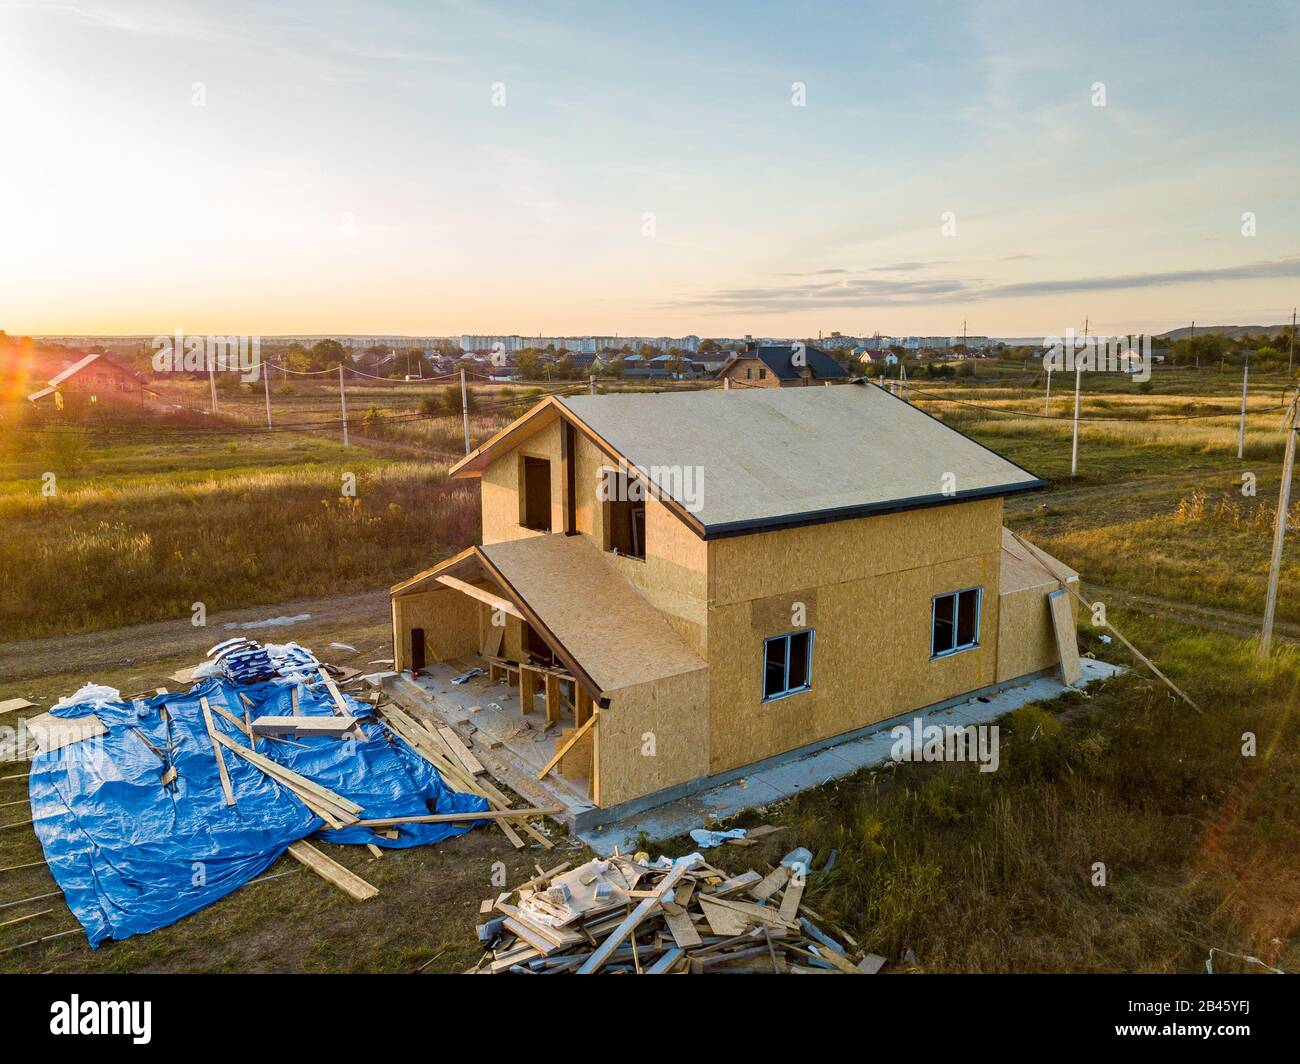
{"left": 0, "top": 360, "right": 1296, "bottom": 973}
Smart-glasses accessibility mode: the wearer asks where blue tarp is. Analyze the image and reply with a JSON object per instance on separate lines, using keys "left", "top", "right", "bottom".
{"left": 29, "top": 675, "right": 489, "bottom": 946}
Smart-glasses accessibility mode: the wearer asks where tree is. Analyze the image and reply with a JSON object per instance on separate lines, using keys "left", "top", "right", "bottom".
{"left": 308, "top": 338, "right": 347, "bottom": 370}
{"left": 516, "top": 350, "right": 543, "bottom": 380}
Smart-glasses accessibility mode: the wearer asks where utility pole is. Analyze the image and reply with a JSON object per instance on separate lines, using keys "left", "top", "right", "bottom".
{"left": 1260, "top": 390, "right": 1300, "bottom": 656}
{"left": 460, "top": 367, "right": 471, "bottom": 455}
{"left": 1071, "top": 317, "right": 1087, "bottom": 477}
{"left": 208, "top": 349, "right": 219, "bottom": 414}
{"left": 263, "top": 358, "right": 273, "bottom": 431}
{"left": 1287, "top": 308, "right": 1297, "bottom": 398}
{"left": 338, "top": 363, "right": 349, "bottom": 448}
{"left": 589, "top": 374, "right": 596, "bottom": 396}
{"left": 1044, "top": 365, "right": 1052, "bottom": 416}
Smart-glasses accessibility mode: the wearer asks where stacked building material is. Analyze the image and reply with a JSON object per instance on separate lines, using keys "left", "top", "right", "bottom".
{"left": 204, "top": 640, "right": 319, "bottom": 685}
{"left": 470, "top": 851, "right": 885, "bottom": 974}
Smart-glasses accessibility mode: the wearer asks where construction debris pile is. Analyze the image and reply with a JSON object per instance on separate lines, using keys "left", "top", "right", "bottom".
{"left": 25, "top": 641, "right": 554, "bottom": 947}
{"left": 203, "top": 639, "right": 319, "bottom": 684}
{"left": 472, "top": 841, "right": 886, "bottom": 974}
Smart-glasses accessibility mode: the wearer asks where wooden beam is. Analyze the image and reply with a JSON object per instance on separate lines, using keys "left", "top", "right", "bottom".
{"left": 252, "top": 716, "right": 358, "bottom": 738}
{"left": 436, "top": 726, "right": 484, "bottom": 776}
{"left": 536, "top": 710, "right": 598, "bottom": 781}
{"left": 519, "top": 666, "right": 538, "bottom": 714}
{"left": 199, "top": 696, "right": 236, "bottom": 806}
{"left": 435, "top": 575, "right": 524, "bottom": 620}
{"left": 355, "top": 807, "right": 559, "bottom": 828}
{"left": 544, "top": 674, "right": 563, "bottom": 725}
{"left": 286, "top": 841, "right": 378, "bottom": 901}
{"left": 575, "top": 685, "right": 594, "bottom": 726}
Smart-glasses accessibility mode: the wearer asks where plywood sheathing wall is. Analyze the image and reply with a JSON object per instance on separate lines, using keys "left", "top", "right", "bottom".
{"left": 704, "top": 497, "right": 1004, "bottom": 776}
{"left": 994, "top": 529, "right": 1080, "bottom": 683}
{"left": 392, "top": 586, "right": 480, "bottom": 671}
{"left": 597, "top": 666, "right": 710, "bottom": 808}
{"left": 572, "top": 431, "right": 709, "bottom": 656}
{"left": 481, "top": 417, "right": 565, "bottom": 545}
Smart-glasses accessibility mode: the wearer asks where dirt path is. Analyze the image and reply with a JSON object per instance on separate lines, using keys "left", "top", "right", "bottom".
{"left": 1085, "top": 583, "right": 1300, "bottom": 644}
{"left": 0, "top": 588, "right": 392, "bottom": 683}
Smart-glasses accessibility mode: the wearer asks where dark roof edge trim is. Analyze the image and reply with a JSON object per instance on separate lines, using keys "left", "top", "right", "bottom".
{"left": 699, "top": 480, "right": 1045, "bottom": 540}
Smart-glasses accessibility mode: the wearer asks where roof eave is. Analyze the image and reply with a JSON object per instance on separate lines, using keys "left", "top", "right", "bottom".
{"left": 697, "top": 479, "right": 1046, "bottom": 540}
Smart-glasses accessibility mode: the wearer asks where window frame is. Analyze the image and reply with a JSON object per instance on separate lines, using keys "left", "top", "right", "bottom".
{"left": 761, "top": 629, "right": 815, "bottom": 703}
{"left": 930, "top": 586, "right": 982, "bottom": 659}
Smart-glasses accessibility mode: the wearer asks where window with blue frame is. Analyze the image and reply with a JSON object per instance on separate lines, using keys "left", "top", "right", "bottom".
{"left": 931, "top": 587, "right": 981, "bottom": 657}
{"left": 763, "top": 630, "right": 814, "bottom": 701}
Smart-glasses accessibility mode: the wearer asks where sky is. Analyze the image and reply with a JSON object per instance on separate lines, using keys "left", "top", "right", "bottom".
{"left": 2, "top": 0, "right": 1298, "bottom": 340}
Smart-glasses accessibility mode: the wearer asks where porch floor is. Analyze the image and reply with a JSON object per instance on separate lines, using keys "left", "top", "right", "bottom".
{"left": 384, "top": 659, "right": 598, "bottom": 831}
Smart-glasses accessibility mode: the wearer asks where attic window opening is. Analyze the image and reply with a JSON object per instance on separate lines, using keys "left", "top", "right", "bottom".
{"left": 931, "top": 587, "right": 981, "bottom": 658}
{"left": 521, "top": 455, "right": 552, "bottom": 532}
{"left": 602, "top": 468, "right": 646, "bottom": 561}
{"left": 763, "top": 630, "right": 814, "bottom": 702}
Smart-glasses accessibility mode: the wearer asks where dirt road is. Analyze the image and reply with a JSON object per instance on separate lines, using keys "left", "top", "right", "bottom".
{"left": 0, "top": 588, "right": 393, "bottom": 685}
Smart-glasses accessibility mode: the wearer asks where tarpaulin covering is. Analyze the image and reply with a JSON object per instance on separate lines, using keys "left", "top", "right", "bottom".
{"left": 29, "top": 674, "right": 489, "bottom": 946}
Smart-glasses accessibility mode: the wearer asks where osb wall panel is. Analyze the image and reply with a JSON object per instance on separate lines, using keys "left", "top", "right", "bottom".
{"left": 597, "top": 667, "right": 710, "bottom": 807}
{"left": 995, "top": 581, "right": 1075, "bottom": 682}
{"left": 707, "top": 497, "right": 1003, "bottom": 606}
{"left": 705, "top": 547, "right": 1001, "bottom": 775}
{"left": 480, "top": 418, "right": 563, "bottom": 544}
{"left": 392, "top": 587, "right": 480, "bottom": 670}
{"left": 573, "top": 432, "right": 710, "bottom": 656}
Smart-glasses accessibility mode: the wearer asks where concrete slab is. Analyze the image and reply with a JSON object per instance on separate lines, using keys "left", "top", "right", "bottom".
{"left": 578, "top": 657, "right": 1123, "bottom": 856}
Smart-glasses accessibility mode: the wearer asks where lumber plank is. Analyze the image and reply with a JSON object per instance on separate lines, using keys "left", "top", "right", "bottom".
{"left": 286, "top": 841, "right": 378, "bottom": 901}
{"left": 0, "top": 698, "right": 36, "bottom": 716}
{"left": 777, "top": 873, "right": 805, "bottom": 924}
{"left": 355, "top": 806, "right": 558, "bottom": 828}
{"left": 377, "top": 709, "right": 548, "bottom": 849}
{"left": 536, "top": 709, "right": 598, "bottom": 781}
{"left": 209, "top": 730, "right": 362, "bottom": 816}
{"left": 198, "top": 697, "right": 236, "bottom": 806}
{"left": 663, "top": 906, "right": 702, "bottom": 948}
{"left": 436, "top": 726, "right": 485, "bottom": 775}
{"left": 435, "top": 575, "right": 525, "bottom": 619}
{"left": 251, "top": 716, "right": 358, "bottom": 737}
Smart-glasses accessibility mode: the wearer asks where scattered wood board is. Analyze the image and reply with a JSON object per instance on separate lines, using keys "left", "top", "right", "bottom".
{"left": 0, "top": 699, "right": 36, "bottom": 716}
{"left": 199, "top": 697, "right": 236, "bottom": 807}
{"left": 287, "top": 841, "right": 378, "bottom": 901}
{"left": 23, "top": 712, "right": 107, "bottom": 753}
{"left": 251, "top": 716, "right": 358, "bottom": 738}
{"left": 436, "top": 726, "right": 485, "bottom": 776}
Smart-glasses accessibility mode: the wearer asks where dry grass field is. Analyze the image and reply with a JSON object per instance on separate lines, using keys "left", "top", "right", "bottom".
{"left": 0, "top": 362, "right": 1296, "bottom": 973}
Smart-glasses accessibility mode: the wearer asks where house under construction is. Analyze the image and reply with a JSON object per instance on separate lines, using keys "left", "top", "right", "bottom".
{"left": 390, "top": 382, "right": 1079, "bottom": 821}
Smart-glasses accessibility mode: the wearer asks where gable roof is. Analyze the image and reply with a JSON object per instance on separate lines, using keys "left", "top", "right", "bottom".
{"left": 718, "top": 344, "right": 847, "bottom": 381}
{"left": 449, "top": 383, "right": 1043, "bottom": 538}
{"left": 26, "top": 351, "right": 150, "bottom": 402}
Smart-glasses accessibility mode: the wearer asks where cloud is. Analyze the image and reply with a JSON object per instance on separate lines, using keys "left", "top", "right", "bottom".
{"left": 668, "top": 257, "right": 1300, "bottom": 313}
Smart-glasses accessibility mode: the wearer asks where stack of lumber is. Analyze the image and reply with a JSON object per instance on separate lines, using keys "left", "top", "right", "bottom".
{"left": 469, "top": 852, "right": 885, "bottom": 975}
{"left": 374, "top": 700, "right": 554, "bottom": 852}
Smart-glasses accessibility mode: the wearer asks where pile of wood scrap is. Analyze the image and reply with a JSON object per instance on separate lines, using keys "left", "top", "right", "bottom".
{"left": 469, "top": 851, "right": 886, "bottom": 974}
